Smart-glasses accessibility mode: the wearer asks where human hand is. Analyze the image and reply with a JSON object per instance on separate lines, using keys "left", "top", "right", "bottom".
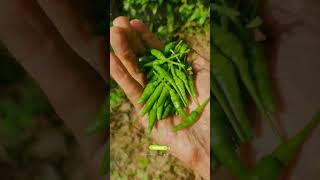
{"left": 0, "top": 1, "right": 107, "bottom": 179}
{"left": 110, "top": 16, "right": 210, "bottom": 180}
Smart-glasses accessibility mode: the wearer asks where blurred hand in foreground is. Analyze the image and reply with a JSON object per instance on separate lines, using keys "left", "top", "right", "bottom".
{"left": 0, "top": 1, "right": 107, "bottom": 179}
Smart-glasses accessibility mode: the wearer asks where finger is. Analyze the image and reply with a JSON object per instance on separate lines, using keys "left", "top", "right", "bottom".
{"left": 110, "top": 26, "right": 145, "bottom": 86}
{"left": 113, "top": 16, "right": 145, "bottom": 54}
{"left": 130, "top": 19, "right": 164, "bottom": 49}
{"left": 36, "top": 0, "right": 106, "bottom": 79}
{"left": 0, "top": 0, "right": 106, "bottom": 170}
{"left": 113, "top": 16, "right": 132, "bottom": 29}
{"left": 110, "top": 53, "right": 143, "bottom": 110}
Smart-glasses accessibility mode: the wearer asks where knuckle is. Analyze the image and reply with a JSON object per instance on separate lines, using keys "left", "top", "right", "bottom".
{"left": 110, "top": 26, "right": 126, "bottom": 42}
{"left": 117, "top": 70, "right": 131, "bottom": 82}
{"left": 120, "top": 49, "right": 136, "bottom": 62}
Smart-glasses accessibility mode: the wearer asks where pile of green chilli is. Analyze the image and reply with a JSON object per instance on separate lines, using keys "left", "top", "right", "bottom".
{"left": 211, "top": 0, "right": 320, "bottom": 179}
{"left": 138, "top": 40, "right": 209, "bottom": 134}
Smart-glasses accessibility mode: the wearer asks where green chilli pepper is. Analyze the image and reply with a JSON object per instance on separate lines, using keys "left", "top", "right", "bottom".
{"left": 174, "top": 98, "right": 209, "bottom": 131}
{"left": 179, "top": 43, "right": 188, "bottom": 53}
{"left": 249, "top": 43, "right": 277, "bottom": 116}
{"left": 156, "top": 86, "right": 169, "bottom": 108}
{"left": 144, "top": 59, "right": 185, "bottom": 68}
{"left": 162, "top": 103, "right": 173, "bottom": 119}
{"left": 179, "top": 43, "right": 189, "bottom": 59}
{"left": 137, "top": 80, "right": 159, "bottom": 104}
{"left": 164, "top": 99, "right": 170, "bottom": 107}
{"left": 146, "top": 69, "right": 154, "bottom": 80}
{"left": 153, "top": 65, "right": 183, "bottom": 102}
{"left": 138, "top": 55, "right": 154, "bottom": 71}
{"left": 149, "top": 144, "right": 169, "bottom": 151}
{"left": 175, "top": 69, "right": 192, "bottom": 97}
{"left": 157, "top": 103, "right": 164, "bottom": 120}
{"left": 164, "top": 42, "right": 176, "bottom": 56}
{"left": 273, "top": 112, "right": 320, "bottom": 165}
{"left": 211, "top": 75, "right": 247, "bottom": 142}
{"left": 171, "top": 67, "right": 189, "bottom": 107}
{"left": 140, "top": 83, "right": 164, "bottom": 116}
{"left": 147, "top": 104, "right": 158, "bottom": 134}
{"left": 138, "top": 55, "right": 154, "bottom": 64}
{"left": 143, "top": 59, "right": 167, "bottom": 67}
{"left": 151, "top": 49, "right": 167, "bottom": 60}
{"left": 247, "top": 155, "right": 282, "bottom": 180}
{"left": 212, "top": 47, "right": 253, "bottom": 141}
{"left": 166, "top": 83, "right": 188, "bottom": 121}
{"left": 172, "top": 40, "right": 181, "bottom": 51}
{"left": 246, "top": 111, "right": 320, "bottom": 180}
{"left": 188, "top": 74, "right": 197, "bottom": 98}
{"left": 212, "top": 101, "right": 248, "bottom": 178}
{"left": 213, "top": 24, "right": 283, "bottom": 141}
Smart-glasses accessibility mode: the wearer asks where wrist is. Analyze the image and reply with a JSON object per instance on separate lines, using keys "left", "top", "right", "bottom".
{"left": 194, "top": 150, "right": 210, "bottom": 180}
{"left": 186, "top": 146, "right": 210, "bottom": 180}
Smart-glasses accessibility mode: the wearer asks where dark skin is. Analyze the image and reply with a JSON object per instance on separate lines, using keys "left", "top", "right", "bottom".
{"left": 0, "top": 1, "right": 106, "bottom": 179}
{"left": 0, "top": 1, "right": 210, "bottom": 179}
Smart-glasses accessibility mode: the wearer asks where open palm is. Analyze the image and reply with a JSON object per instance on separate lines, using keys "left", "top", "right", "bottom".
{"left": 110, "top": 16, "right": 210, "bottom": 180}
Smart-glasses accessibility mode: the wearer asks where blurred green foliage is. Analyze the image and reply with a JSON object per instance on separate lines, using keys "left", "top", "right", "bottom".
{"left": 0, "top": 55, "right": 52, "bottom": 143}
{"left": 110, "top": 89, "right": 125, "bottom": 108}
{"left": 122, "top": 0, "right": 210, "bottom": 40}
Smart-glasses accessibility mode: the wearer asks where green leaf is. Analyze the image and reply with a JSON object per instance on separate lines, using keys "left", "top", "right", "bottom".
{"left": 246, "top": 16, "right": 263, "bottom": 29}
{"left": 151, "top": 4, "right": 158, "bottom": 15}
{"left": 211, "top": 3, "right": 240, "bottom": 21}
{"left": 166, "top": 4, "right": 174, "bottom": 33}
